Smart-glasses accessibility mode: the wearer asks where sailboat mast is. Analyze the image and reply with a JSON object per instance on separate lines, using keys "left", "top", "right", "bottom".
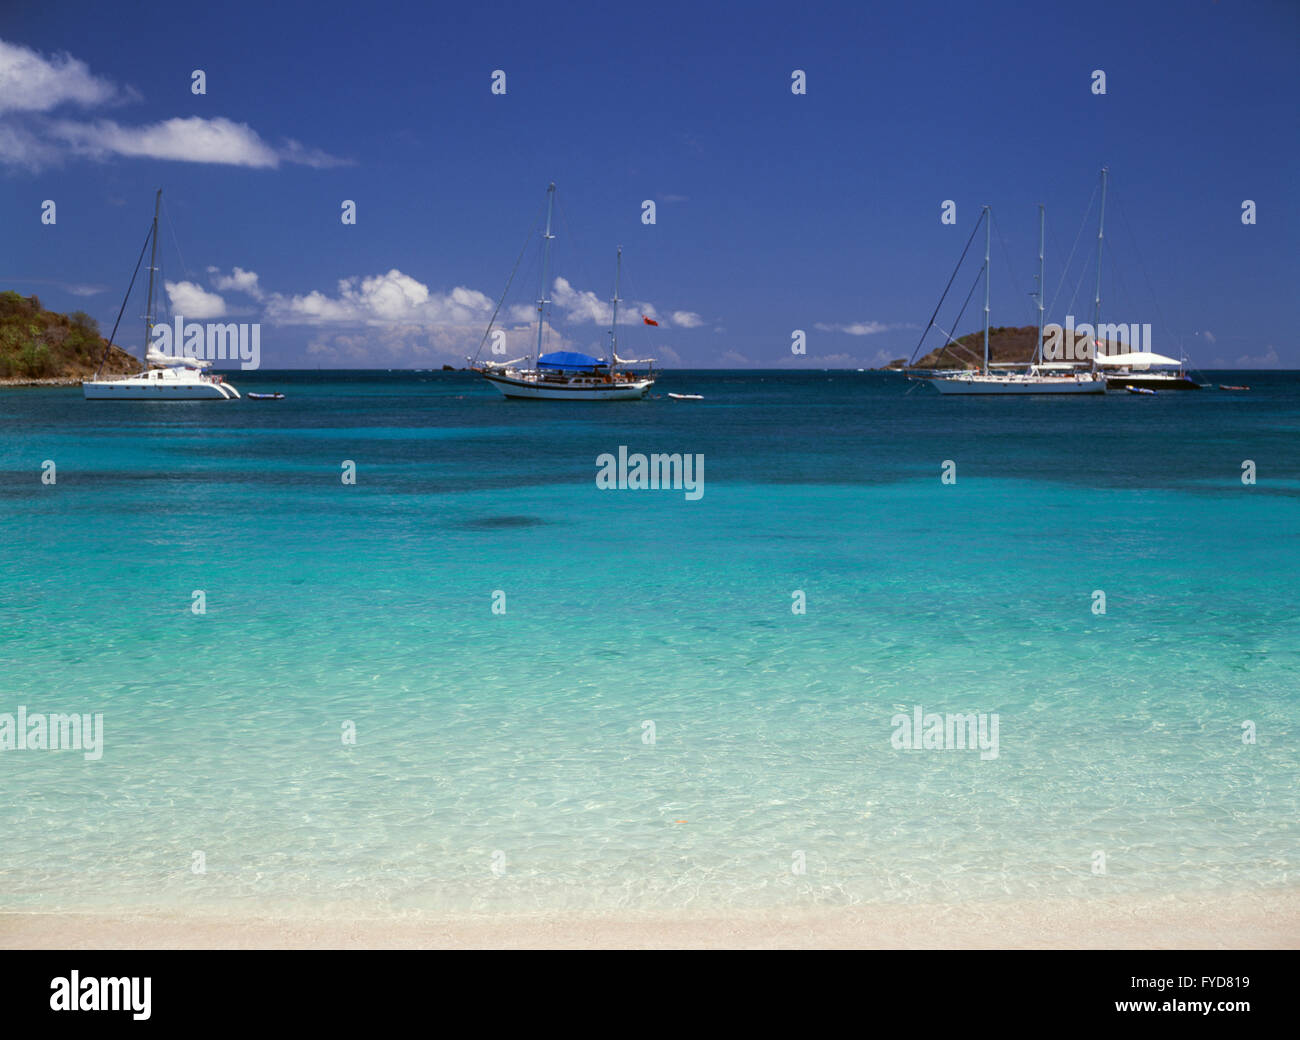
{"left": 1092, "top": 167, "right": 1107, "bottom": 367}
{"left": 144, "top": 188, "right": 161, "bottom": 365}
{"left": 610, "top": 245, "right": 621, "bottom": 369}
{"left": 535, "top": 183, "right": 556, "bottom": 365}
{"left": 982, "top": 205, "right": 991, "bottom": 375}
{"left": 1036, "top": 203, "right": 1045, "bottom": 365}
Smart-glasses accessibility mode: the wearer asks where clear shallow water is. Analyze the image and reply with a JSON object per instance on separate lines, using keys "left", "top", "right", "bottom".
{"left": 1, "top": 370, "right": 1296, "bottom": 914}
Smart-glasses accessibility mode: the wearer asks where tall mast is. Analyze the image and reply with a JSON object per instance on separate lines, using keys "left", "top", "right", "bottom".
{"left": 1092, "top": 167, "right": 1107, "bottom": 367}
{"left": 1036, "top": 203, "right": 1045, "bottom": 365}
{"left": 982, "top": 205, "right": 991, "bottom": 375}
{"left": 535, "top": 183, "right": 556, "bottom": 365}
{"left": 144, "top": 188, "right": 161, "bottom": 364}
{"left": 610, "top": 245, "right": 622, "bottom": 368}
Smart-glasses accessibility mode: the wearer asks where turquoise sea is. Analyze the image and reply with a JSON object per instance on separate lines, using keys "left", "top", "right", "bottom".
{"left": 1, "top": 370, "right": 1297, "bottom": 915}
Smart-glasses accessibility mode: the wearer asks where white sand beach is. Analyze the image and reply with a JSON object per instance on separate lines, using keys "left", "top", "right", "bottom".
{"left": 3, "top": 889, "right": 1296, "bottom": 949}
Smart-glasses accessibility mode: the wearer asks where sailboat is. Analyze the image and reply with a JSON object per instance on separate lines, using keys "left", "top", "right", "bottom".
{"left": 83, "top": 190, "right": 240, "bottom": 400}
{"left": 471, "top": 184, "right": 656, "bottom": 400}
{"left": 926, "top": 203, "right": 1105, "bottom": 395}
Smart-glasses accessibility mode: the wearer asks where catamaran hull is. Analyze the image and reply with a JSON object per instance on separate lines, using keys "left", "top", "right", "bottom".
{"left": 482, "top": 372, "right": 652, "bottom": 400}
{"left": 930, "top": 377, "right": 1106, "bottom": 395}
{"left": 82, "top": 381, "right": 240, "bottom": 400}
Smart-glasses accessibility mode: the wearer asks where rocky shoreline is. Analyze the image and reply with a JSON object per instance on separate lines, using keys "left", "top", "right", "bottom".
{"left": 0, "top": 377, "right": 89, "bottom": 387}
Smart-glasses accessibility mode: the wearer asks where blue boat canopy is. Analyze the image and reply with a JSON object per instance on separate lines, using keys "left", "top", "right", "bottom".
{"left": 537, "top": 351, "right": 608, "bottom": 370}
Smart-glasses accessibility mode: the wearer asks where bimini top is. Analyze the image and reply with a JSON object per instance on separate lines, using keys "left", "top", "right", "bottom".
{"left": 537, "top": 351, "right": 609, "bottom": 370}
{"left": 1094, "top": 351, "right": 1182, "bottom": 369}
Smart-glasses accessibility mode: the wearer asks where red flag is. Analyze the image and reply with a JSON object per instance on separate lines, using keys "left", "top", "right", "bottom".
{"left": 642, "top": 315, "right": 659, "bottom": 326}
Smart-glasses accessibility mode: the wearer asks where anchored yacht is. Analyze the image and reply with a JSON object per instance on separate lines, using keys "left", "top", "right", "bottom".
{"left": 471, "top": 184, "right": 656, "bottom": 400}
{"left": 83, "top": 190, "right": 240, "bottom": 401}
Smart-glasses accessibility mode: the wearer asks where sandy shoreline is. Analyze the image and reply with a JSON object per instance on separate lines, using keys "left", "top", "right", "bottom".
{"left": 3, "top": 890, "right": 1296, "bottom": 949}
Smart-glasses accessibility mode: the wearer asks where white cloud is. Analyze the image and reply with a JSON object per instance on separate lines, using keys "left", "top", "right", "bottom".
{"left": 265, "top": 269, "right": 495, "bottom": 327}
{"left": 1202, "top": 330, "right": 1216, "bottom": 344}
{"left": 550, "top": 276, "right": 696, "bottom": 329}
{"left": 54, "top": 116, "right": 279, "bottom": 167}
{"left": 208, "top": 266, "right": 264, "bottom": 299}
{"left": 0, "top": 38, "right": 347, "bottom": 170}
{"left": 0, "top": 40, "right": 122, "bottom": 113}
{"left": 165, "top": 280, "right": 226, "bottom": 319}
{"left": 813, "top": 320, "right": 902, "bottom": 336}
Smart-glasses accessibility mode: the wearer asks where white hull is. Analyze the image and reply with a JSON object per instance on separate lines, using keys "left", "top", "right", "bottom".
{"left": 482, "top": 371, "right": 652, "bottom": 400}
{"left": 929, "top": 373, "right": 1106, "bottom": 395}
{"left": 83, "top": 371, "right": 240, "bottom": 400}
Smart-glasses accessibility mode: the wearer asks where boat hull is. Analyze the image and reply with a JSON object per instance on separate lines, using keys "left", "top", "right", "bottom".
{"left": 83, "top": 378, "right": 240, "bottom": 400}
{"left": 929, "top": 375, "right": 1106, "bottom": 395}
{"left": 482, "top": 372, "right": 652, "bottom": 400}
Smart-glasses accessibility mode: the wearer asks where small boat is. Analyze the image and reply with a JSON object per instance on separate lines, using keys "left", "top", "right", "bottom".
{"left": 83, "top": 190, "right": 240, "bottom": 401}
{"left": 1126, "top": 386, "right": 1156, "bottom": 395}
{"left": 1219, "top": 384, "right": 1250, "bottom": 391}
{"left": 247, "top": 392, "right": 285, "bottom": 400}
{"left": 667, "top": 393, "right": 703, "bottom": 400}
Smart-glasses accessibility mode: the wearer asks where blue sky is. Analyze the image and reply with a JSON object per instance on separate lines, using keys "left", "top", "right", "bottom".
{"left": 2, "top": 0, "right": 1296, "bottom": 368}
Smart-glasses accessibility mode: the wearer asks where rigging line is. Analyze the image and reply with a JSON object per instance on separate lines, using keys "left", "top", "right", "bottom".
{"left": 1103, "top": 237, "right": 1138, "bottom": 340}
{"left": 931, "top": 265, "right": 984, "bottom": 368}
{"left": 1047, "top": 181, "right": 1097, "bottom": 315}
{"left": 471, "top": 193, "right": 550, "bottom": 365}
{"left": 1045, "top": 222, "right": 1070, "bottom": 324}
{"left": 94, "top": 222, "right": 154, "bottom": 379}
{"left": 909, "top": 210, "right": 984, "bottom": 365}
{"left": 471, "top": 219, "right": 539, "bottom": 365}
{"left": 161, "top": 196, "right": 193, "bottom": 280}
{"left": 1112, "top": 186, "right": 1175, "bottom": 350}
{"left": 991, "top": 210, "right": 1028, "bottom": 328}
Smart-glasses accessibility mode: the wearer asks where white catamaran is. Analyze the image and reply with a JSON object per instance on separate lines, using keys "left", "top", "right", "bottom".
{"left": 925, "top": 202, "right": 1105, "bottom": 395}
{"left": 83, "top": 190, "right": 239, "bottom": 401}
{"left": 472, "top": 184, "right": 656, "bottom": 400}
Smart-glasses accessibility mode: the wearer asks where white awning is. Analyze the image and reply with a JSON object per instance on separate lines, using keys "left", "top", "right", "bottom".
{"left": 147, "top": 351, "right": 211, "bottom": 368}
{"left": 1094, "top": 351, "right": 1182, "bottom": 368}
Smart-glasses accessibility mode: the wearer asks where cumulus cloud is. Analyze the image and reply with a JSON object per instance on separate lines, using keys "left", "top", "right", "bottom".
{"left": 0, "top": 38, "right": 347, "bottom": 170}
{"left": 161, "top": 266, "right": 686, "bottom": 365}
{"left": 0, "top": 40, "right": 123, "bottom": 113}
{"left": 550, "top": 276, "right": 700, "bottom": 328}
{"left": 208, "top": 266, "right": 264, "bottom": 299}
{"left": 165, "top": 280, "right": 227, "bottom": 319}
{"left": 265, "top": 269, "right": 495, "bottom": 327}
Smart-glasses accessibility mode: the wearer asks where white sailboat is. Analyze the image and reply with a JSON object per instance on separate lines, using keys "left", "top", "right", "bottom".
{"left": 83, "top": 190, "right": 239, "bottom": 401}
{"left": 472, "top": 184, "right": 656, "bottom": 400}
{"left": 927, "top": 203, "right": 1105, "bottom": 395}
